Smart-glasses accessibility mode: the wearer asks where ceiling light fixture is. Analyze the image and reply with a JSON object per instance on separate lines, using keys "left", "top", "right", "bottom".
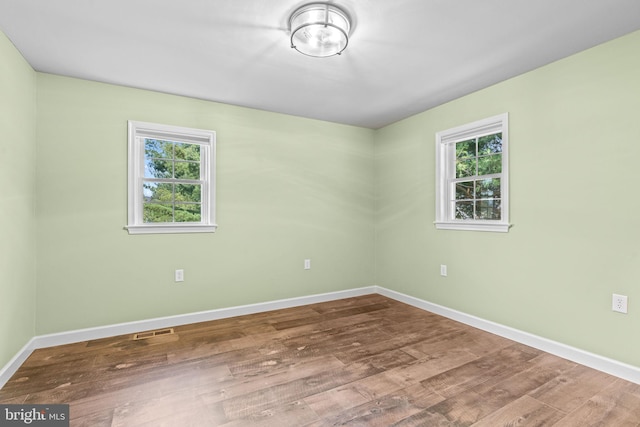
{"left": 289, "top": 3, "right": 351, "bottom": 58}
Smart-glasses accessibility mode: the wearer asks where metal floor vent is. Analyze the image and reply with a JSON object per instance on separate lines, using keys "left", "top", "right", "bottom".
{"left": 133, "top": 328, "right": 174, "bottom": 340}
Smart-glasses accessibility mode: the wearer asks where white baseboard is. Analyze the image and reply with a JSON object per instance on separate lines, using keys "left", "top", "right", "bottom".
{"left": 3, "top": 285, "right": 639, "bottom": 389}
{"left": 0, "top": 338, "right": 37, "bottom": 389}
{"left": 376, "top": 286, "right": 640, "bottom": 385}
{"left": 0, "top": 286, "right": 375, "bottom": 388}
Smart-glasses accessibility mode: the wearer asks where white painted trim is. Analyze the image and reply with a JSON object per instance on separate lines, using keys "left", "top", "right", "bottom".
{"left": 434, "top": 221, "right": 511, "bottom": 232}
{"left": 375, "top": 286, "right": 640, "bottom": 385}
{"left": 0, "top": 286, "right": 375, "bottom": 388}
{"left": 125, "top": 223, "right": 217, "bottom": 234}
{"left": 0, "top": 338, "right": 37, "bottom": 388}
{"left": 3, "top": 285, "right": 640, "bottom": 389}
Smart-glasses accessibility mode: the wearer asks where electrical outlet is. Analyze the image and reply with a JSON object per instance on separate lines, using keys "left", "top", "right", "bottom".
{"left": 175, "top": 269, "right": 184, "bottom": 282}
{"left": 440, "top": 264, "right": 447, "bottom": 277}
{"left": 612, "top": 293, "right": 628, "bottom": 313}
{"left": 304, "top": 259, "right": 311, "bottom": 270}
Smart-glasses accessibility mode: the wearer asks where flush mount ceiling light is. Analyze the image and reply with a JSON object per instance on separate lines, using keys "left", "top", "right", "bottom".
{"left": 289, "top": 3, "right": 351, "bottom": 57}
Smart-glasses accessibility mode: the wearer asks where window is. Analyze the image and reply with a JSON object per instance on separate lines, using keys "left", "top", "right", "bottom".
{"left": 126, "top": 121, "right": 216, "bottom": 234}
{"left": 435, "top": 113, "right": 510, "bottom": 232}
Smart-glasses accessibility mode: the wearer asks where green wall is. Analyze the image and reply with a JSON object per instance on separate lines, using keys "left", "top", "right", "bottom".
{"left": 375, "top": 30, "right": 640, "bottom": 366}
{"left": 0, "top": 32, "right": 37, "bottom": 367}
{"left": 2, "top": 26, "right": 640, "bottom": 373}
{"left": 35, "top": 74, "right": 375, "bottom": 334}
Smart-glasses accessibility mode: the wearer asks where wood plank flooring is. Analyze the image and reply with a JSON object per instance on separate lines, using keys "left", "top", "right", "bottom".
{"left": 1, "top": 294, "right": 639, "bottom": 426}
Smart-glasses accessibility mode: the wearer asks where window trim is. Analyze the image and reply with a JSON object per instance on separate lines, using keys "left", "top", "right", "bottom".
{"left": 126, "top": 120, "right": 217, "bottom": 235}
{"left": 435, "top": 113, "right": 510, "bottom": 233}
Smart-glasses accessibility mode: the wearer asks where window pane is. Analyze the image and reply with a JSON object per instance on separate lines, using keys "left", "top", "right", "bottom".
{"left": 174, "top": 143, "right": 200, "bottom": 161}
{"left": 476, "top": 200, "right": 501, "bottom": 220}
{"left": 145, "top": 159, "right": 173, "bottom": 178}
{"left": 477, "top": 178, "right": 501, "bottom": 199}
{"left": 175, "top": 204, "right": 201, "bottom": 222}
{"left": 456, "top": 139, "right": 476, "bottom": 159}
{"left": 144, "top": 182, "right": 174, "bottom": 202}
{"left": 478, "top": 153, "right": 501, "bottom": 175}
{"left": 455, "top": 181, "right": 474, "bottom": 200}
{"left": 478, "top": 133, "right": 502, "bottom": 155}
{"left": 456, "top": 158, "right": 476, "bottom": 178}
{"left": 175, "top": 184, "right": 201, "bottom": 203}
{"left": 143, "top": 203, "right": 173, "bottom": 223}
{"left": 174, "top": 161, "right": 200, "bottom": 180}
{"left": 145, "top": 139, "right": 173, "bottom": 159}
{"left": 454, "top": 201, "right": 474, "bottom": 219}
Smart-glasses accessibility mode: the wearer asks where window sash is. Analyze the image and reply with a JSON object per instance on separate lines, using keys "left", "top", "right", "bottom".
{"left": 137, "top": 137, "right": 209, "bottom": 225}
{"left": 141, "top": 180, "right": 204, "bottom": 224}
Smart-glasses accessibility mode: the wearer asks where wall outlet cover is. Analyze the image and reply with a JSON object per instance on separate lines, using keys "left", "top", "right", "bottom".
{"left": 612, "top": 293, "right": 628, "bottom": 314}
{"left": 440, "top": 265, "right": 447, "bottom": 277}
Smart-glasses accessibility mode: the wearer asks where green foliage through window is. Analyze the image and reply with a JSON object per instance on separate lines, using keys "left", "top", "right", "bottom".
{"left": 453, "top": 132, "right": 502, "bottom": 220}
{"left": 142, "top": 139, "right": 202, "bottom": 223}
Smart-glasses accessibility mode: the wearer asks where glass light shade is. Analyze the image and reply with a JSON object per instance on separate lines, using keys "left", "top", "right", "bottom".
{"left": 289, "top": 3, "right": 350, "bottom": 57}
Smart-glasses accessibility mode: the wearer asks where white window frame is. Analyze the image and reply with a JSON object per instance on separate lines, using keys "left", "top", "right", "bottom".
{"left": 126, "top": 121, "right": 217, "bottom": 235}
{"left": 435, "top": 113, "right": 510, "bottom": 232}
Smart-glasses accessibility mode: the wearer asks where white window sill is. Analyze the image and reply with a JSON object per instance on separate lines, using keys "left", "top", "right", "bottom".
{"left": 434, "top": 221, "right": 511, "bottom": 233}
{"left": 125, "top": 224, "right": 218, "bottom": 235}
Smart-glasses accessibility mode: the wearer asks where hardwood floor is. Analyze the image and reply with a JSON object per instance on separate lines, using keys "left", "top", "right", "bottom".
{"left": 1, "top": 294, "right": 639, "bottom": 426}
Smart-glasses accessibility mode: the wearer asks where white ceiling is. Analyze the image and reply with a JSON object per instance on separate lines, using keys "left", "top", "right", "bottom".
{"left": 1, "top": 1, "right": 639, "bottom": 129}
